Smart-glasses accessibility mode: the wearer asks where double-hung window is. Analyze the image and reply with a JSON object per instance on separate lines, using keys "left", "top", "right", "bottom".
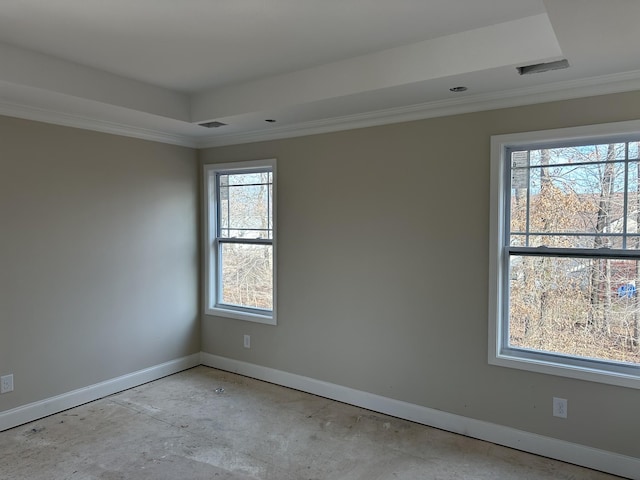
{"left": 490, "top": 121, "right": 640, "bottom": 388}
{"left": 204, "top": 159, "right": 276, "bottom": 325}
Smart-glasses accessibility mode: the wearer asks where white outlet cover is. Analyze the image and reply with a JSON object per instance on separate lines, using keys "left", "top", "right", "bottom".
{"left": 1, "top": 374, "right": 14, "bottom": 394}
{"left": 553, "top": 397, "right": 567, "bottom": 418}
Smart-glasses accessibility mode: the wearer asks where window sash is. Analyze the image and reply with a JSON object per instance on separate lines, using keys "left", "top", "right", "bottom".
{"left": 505, "top": 144, "right": 640, "bottom": 250}
{"left": 215, "top": 241, "right": 273, "bottom": 311}
{"left": 502, "top": 250, "right": 640, "bottom": 378}
{"left": 215, "top": 168, "right": 273, "bottom": 241}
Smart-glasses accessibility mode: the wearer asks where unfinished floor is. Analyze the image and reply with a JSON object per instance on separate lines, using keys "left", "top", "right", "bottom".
{"left": 0, "top": 366, "right": 625, "bottom": 480}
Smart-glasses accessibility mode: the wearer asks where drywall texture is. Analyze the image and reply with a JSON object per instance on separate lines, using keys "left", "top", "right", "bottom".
{"left": 200, "top": 90, "right": 640, "bottom": 459}
{"left": 0, "top": 116, "right": 199, "bottom": 411}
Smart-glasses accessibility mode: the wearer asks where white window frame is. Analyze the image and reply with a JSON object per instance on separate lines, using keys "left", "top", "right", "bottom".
{"left": 203, "top": 159, "right": 277, "bottom": 325}
{"left": 490, "top": 120, "right": 640, "bottom": 389}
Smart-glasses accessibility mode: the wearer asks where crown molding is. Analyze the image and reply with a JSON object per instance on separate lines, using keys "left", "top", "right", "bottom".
{"left": 0, "top": 99, "right": 197, "bottom": 148}
{"left": 196, "top": 69, "right": 640, "bottom": 148}
{"left": 2, "top": 69, "right": 640, "bottom": 150}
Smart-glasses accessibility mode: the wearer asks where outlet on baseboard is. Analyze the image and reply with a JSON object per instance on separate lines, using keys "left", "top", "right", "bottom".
{"left": 553, "top": 397, "right": 567, "bottom": 418}
{"left": 244, "top": 335, "right": 251, "bottom": 349}
{"left": 1, "top": 374, "right": 14, "bottom": 394}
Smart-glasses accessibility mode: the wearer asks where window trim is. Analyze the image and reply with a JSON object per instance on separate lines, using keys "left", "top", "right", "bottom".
{"left": 489, "top": 120, "right": 640, "bottom": 389}
{"left": 203, "top": 159, "right": 277, "bottom": 325}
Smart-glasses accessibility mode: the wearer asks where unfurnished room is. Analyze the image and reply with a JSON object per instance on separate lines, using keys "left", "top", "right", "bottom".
{"left": 0, "top": 1, "right": 639, "bottom": 479}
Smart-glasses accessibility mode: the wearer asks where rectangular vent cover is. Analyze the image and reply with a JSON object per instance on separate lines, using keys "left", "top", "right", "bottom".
{"left": 517, "top": 59, "right": 569, "bottom": 75}
{"left": 198, "top": 121, "right": 227, "bottom": 128}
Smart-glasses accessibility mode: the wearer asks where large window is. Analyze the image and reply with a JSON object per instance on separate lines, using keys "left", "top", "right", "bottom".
{"left": 490, "top": 121, "right": 640, "bottom": 388}
{"left": 204, "top": 159, "right": 276, "bottom": 325}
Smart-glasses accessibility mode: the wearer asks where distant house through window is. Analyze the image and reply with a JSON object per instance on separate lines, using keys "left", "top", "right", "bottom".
{"left": 203, "top": 159, "right": 276, "bottom": 325}
{"left": 490, "top": 122, "right": 640, "bottom": 388}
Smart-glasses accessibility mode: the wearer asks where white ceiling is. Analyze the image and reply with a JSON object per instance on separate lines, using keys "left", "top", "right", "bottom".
{"left": 0, "top": 0, "right": 639, "bottom": 147}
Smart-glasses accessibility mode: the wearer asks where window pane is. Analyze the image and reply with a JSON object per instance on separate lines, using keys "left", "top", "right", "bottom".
{"left": 529, "top": 143, "right": 626, "bottom": 166}
{"left": 219, "top": 171, "right": 272, "bottom": 239}
{"left": 509, "top": 254, "right": 640, "bottom": 366}
{"left": 220, "top": 243, "right": 273, "bottom": 310}
{"left": 509, "top": 149, "right": 636, "bottom": 248}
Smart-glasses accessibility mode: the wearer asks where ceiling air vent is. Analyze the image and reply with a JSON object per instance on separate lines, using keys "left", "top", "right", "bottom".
{"left": 517, "top": 59, "right": 569, "bottom": 75}
{"left": 198, "top": 120, "right": 227, "bottom": 128}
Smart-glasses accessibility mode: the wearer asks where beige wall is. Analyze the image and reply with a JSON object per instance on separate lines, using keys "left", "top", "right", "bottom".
{"left": 2, "top": 90, "right": 639, "bottom": 459}
{"left": 0, "top": 116, "right": 199, "bottom": 410}
{"left": 200, "top": 91, "right": 640, "bottom": 458}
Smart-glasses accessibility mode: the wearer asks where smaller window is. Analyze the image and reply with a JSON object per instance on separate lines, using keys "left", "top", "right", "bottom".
{"left": 203, "top": 159, "right": 276, "bottom": 324}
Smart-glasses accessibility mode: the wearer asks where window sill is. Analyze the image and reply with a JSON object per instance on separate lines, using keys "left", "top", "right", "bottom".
{"left": 205, "top": 306, "right": 276, "bottom": 325}
{"left": 489, "top": 351, "right": 640, "bottom": 389}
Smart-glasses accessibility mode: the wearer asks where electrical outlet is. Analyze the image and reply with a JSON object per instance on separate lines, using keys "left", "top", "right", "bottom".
{"left": 1, "top": 374, "right": 14, "bottom": 394}
{"left": 553, "top": 397, "right": 567, "bottom": 418}
{"left": 244, "top": 335, "right": 251, "bottom": 349}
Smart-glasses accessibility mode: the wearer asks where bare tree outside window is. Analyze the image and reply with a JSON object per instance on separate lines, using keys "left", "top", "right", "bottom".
{"left": 204, "top": 160, "right": 276, "bottom": 324}
{"left": 217, "top": 171, "right": 273, "bottom": 311}
{"left": 508, "top": 142, "right": 640, "bottom": 366}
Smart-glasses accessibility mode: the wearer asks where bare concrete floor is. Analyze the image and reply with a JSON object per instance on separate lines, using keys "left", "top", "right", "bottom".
{"left": 0, "top": 366, "right": 625, "bottom": 480}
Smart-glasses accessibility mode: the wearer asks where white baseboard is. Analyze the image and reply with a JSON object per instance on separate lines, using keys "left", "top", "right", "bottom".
{"left": 3, "top": 352, "right": 636, "bottom": 479}
{"left": 0, "top": 353, "right": 200, "bottom": 432}
{"left": 201, "top": 352, "right": 638, "bottom": 480}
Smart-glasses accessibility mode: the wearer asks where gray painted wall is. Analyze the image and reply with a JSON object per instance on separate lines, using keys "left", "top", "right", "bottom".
{"left": 200, "top": 91, "right": 640, "bottom": 458}
{"left": 0, "top": 116, "right": 199, "bottom": 411}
